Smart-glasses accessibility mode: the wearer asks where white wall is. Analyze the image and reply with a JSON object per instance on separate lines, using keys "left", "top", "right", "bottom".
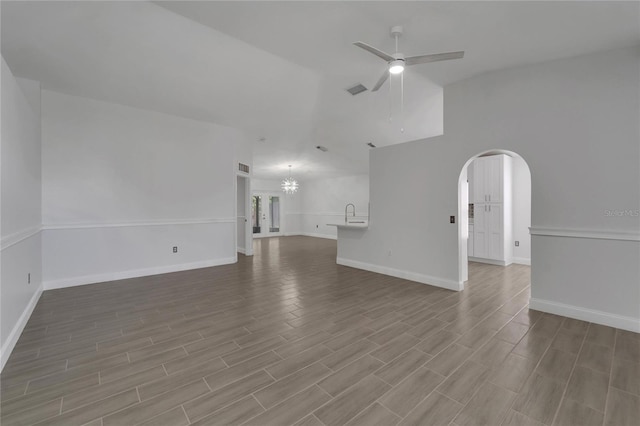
{"left": 1, "top": 58, "right": 43, "bottom": 369}
{"left": 512, "top": 156, "right": 531, "bottom": 264}
{"left": 338, "top": 46, "right": 640, "bottom": 331}
{"left": 251, "top": 178, "right": 298, "bottom": 236}
{"left": 251, "top": 175, "right": 369, "bottom": 239}
{"left": 296, "top": 175, "right": 370, "bottom": 239}
{"left": 41, "top": 90, "right": 248, "bottom": 288}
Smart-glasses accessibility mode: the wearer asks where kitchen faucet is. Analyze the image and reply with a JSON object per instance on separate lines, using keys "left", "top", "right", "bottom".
{"left": 345, "top": 203, "right": 356, "bottom": 223}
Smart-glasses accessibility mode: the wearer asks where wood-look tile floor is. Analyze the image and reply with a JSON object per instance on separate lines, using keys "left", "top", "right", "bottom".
{"left": 1, "top": 236, "right": 638, "bottom": 426}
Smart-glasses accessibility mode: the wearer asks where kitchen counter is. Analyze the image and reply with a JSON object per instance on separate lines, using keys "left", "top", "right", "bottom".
{"left": 327, "top": 222, "right": 368, "bottom": 229}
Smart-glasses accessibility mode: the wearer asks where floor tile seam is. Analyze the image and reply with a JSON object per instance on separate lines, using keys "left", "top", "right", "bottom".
{"left": 203, "top": 351, "right": 282, "bottom": 392}
{"left": 376, "top": 383, "right": 441, "bottom": 421}
{"left": 247, "top": 383, "right": 329, "bottom": 426}
{"left": 537, "top": 318, "right": 586, "bottom": 426}
{"left": 372, "top": 354, "right": 432, "bottom": 386}
{"left": 309, "top": 381, "right": 374, "bottom": 426}
{"left": 39, "top": 365, "right": 169, "bottom": 413}
{"left": 27, "top": 386, "right": 139, "bottom": 426}
{"left": 414, "top": 335, "right": 460, "bottom": 358}
{"left": 62, "top": 383, "right": 142, "bottom": 414}
{"left": 571, "top": 360, "right": 613, "bottom": 377}
{"left": 501, "top": 316, "right": 563, "bottom": 420}
{"left": 182, "top": 380, "right": 263, "bottom": 424}
{"left": 180, "top": 404, "right": 191, "bottom": 424}
{"left": 6, "top": 396, "right": 63, "bottom": 426}
{"left": 602, "top": 329, "right": 618, "bottom": 425}
{"left": 18, "top": 366, "right": 104, "bottom": 397}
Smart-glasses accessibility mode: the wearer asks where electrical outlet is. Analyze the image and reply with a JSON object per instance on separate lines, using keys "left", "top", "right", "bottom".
{"left": 316, "top": 224, "right": 319, "bottom": 229}
{"left": 450, "top": 216, "right": 456, "bottom": 223}
{"left": 173, "top": 246, "right": 178, "bottom": 253}
{"left": 28, "top": 273, "right": 31, "bottom": 284}
{"left": 515, "top": 241, "right": 520, "bottom": 247}
{"left": 388, "top": 250, "right": 392, "bottom": 257}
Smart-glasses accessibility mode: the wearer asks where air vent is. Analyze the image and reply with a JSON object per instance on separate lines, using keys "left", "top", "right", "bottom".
{"left": 346, "top": 84, "right": 368, "bottom": 96}
{"left": 316, "top": 145, "right": 328, "bottom": 152}
{"left": 238, "top": 163, "right": 250, "bottom": 173}
{"left": 367, "top": 142, "right": 376, "bottom": 148}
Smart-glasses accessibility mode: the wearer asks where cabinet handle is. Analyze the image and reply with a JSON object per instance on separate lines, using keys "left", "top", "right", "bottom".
{"left": 489, "top": 205, "right": 491, "bottom": 212}
{"left": 489, "top": 195, "right": 491, "bottom": 202}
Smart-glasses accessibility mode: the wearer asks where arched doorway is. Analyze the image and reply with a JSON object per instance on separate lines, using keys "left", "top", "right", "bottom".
{"left": 457, "top": 149, "right": 532, "bottom": 287}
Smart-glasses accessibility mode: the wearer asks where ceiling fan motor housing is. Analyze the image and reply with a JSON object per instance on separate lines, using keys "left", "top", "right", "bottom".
{"left": 390, "top": 25, "right": 403, "bottom": 37}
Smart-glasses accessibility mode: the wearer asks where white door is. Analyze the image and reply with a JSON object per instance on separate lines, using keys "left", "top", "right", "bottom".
{"left": 487, "top": 155, "right": 503, "bottom": 203}
{"left": 473, "top": 204, "right": 488, "bottom": 258}
{"left": 252, "top": 193, "right": 282, "bottom": 238}
{"left": 488, "top": 204, "right": 504, "bottom": 260}
{"left": 473, "top": 158, "right": 487, "bottom": 204}
{"left": 237, "top": 175, "right": 248, "bottom": 254}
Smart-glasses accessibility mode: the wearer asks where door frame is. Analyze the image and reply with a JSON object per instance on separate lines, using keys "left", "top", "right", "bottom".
{"left": 457, "top": 149, "right": 531, "bottom": 288}
{"left": 251, "top": 191, "right": 284, "bottom": 238}
{"left": 236, "top": 173, "right": 253, "bottom": 256}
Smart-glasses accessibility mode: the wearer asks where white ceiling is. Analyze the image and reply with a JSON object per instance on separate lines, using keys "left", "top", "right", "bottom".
{"left": 2, "top": 1, "right": 639, "bottom": 180}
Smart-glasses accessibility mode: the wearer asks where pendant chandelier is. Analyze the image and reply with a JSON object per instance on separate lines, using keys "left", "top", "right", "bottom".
{"left": 281, "top": 165, "right": 299, "bottom": 194}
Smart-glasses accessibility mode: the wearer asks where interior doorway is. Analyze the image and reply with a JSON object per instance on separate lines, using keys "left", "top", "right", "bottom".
{"left": 458, "top": 150, "right": 531, "bottom": 286}
{"left": 252, "top": 193, "right": 283, "bottom": 238}
{"left": 236, "top": 175, "right": 252, "bottom": 256}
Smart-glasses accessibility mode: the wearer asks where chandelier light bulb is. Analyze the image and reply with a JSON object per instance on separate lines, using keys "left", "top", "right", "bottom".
{"left": 281, "top": 165, "right": 299, "bottom": 194}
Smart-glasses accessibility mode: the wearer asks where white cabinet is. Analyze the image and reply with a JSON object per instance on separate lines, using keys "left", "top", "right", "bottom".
{"left": 468, "top": 224, "right": 475, "bottom": 257}
{"left": 473, "top": 155, "right": 505, "bottom": 203}
{"left": 470, "top": 155, "right": 512, "bottom": 265}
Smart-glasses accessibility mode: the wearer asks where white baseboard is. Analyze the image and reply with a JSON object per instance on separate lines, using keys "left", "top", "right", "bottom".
{"left": 337, "top": 257, "right": 463, "bottom": 291}
{"left": 43, "top": 257, "right": 237, "bottom": 290}
{"left": 468, "top": 257, "right": 508, "bottom": 266}
{"left": 1, "top": 283, "right": 43, "bottom": 372}
{"left": 529, "top": 298, "right": 640, "bottom": 333}
{"left": 237, "top": 247, "right": 246, "bottom": 254}
{"left": 512, "top": 257, "right": 531, "bottom": 266}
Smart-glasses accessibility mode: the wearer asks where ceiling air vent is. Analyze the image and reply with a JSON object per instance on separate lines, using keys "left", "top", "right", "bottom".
{"left": 316, "top": 146, "right": 328, "bottom": 152}
{"left": 238, "top": 163, "right": 250, "bottom": 173}
{"left": 367, "top": 142, "right": 376, "bottom": 148}
{"left": 346, "top": 83, "right": 368, "bottom": 96}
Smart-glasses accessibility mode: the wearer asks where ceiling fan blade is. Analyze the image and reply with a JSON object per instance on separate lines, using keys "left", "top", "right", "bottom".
{"left": 371, "top": 69, "right": 389, "bottom": 92}
{"left": 405, "top": 51, "right": 465, "bottom": 66}
{"left": 353, "top": 41, "right": 395, "bottom": 62}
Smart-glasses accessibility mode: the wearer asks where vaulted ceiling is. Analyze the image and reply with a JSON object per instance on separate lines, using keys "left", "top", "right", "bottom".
{"left": 2, "top": 1, "right": 639, "bottom": 179}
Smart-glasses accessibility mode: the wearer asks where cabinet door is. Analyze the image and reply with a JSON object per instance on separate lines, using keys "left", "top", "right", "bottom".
{"left": 488, "top": 204, "right": 504, "bottom": 260}
{"left": 473, "top": 158, "right": 487, "bottom": 204}
{"left": 473, "top": 205, "right": 488, "bottom": 258}
{"left": 487, "top": 155, "right": 503, "bottom": 203}
{"left": 468, "top": 225, "right": 475, "bottom": 257}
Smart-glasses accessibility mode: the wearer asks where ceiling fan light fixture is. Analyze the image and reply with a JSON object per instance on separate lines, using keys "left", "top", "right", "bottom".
{"left": 389, "top": 60, "right": 405, "bottom": 74}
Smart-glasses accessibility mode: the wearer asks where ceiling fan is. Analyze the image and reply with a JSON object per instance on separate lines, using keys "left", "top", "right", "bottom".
{"left": 354, "top": 26, "right": 464, "bottom": 91}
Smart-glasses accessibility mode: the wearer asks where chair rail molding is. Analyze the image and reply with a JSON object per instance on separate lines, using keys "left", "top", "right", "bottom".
{"left": 1, "top": 226, "right": 42, "bottom": 251}
{"left": 42, "top": 218, "right": 236, "bottom": 230}
{"left": 529, "top": 226, "right": 639, "bottom": 241}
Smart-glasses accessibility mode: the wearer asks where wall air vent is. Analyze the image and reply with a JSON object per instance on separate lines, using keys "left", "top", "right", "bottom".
{"left": 238, "top": 163, "right": 250, "bottom": 173}
{"left": 346, "top": 84, "right": 368, "bottom": 96}
{"left": 316, "top": 145, "right": 328, "bottom": 152}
